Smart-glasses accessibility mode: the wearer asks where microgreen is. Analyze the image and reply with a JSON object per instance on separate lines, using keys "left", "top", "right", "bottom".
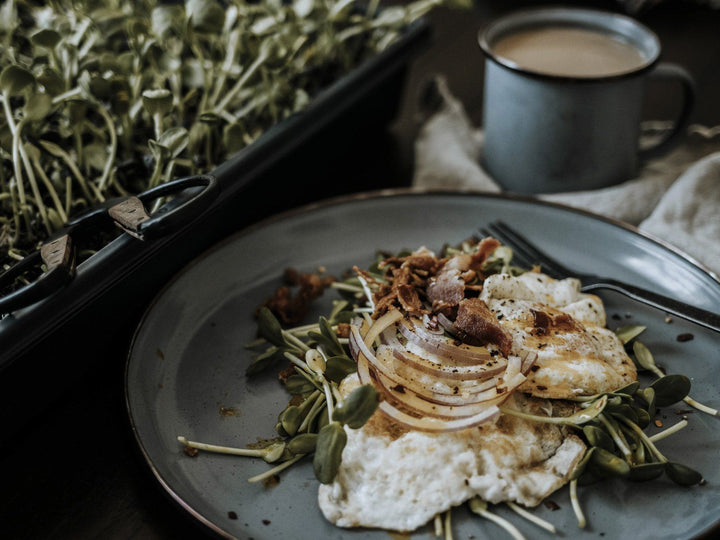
{"left": 0, "top": 0, "right": 461, "bottom": 272}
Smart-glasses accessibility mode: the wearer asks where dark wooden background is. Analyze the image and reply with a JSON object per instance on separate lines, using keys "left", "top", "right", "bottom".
{"left": 2, "top": 1, "right": 719, "bottom": 538}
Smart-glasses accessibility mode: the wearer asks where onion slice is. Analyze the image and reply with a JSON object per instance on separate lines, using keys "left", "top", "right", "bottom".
{"left": 373, "top": 346, "right": 506, "bottom": 406}
{"left": 391, "top": 347, "right": 506, "bottom": 381}
{"left": 355, "top": 345, "right": 501, "bottom": 432}
{"left": 372, "top": 366, "right": 507, "bottom": 412}
{"left": 380, "top": 328, "right": 513, "bottom": 391}
{"left": 363, "top": 309, "right": 404, "bottom": 347}
{"left": 398, "top": 317, "right": 496, "bottom": 366}
{"left": 347, "top": 313, "right": 536, "bottom": 433}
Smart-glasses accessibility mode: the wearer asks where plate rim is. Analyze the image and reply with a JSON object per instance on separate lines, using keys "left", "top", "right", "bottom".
{"left": 125, "top": 187, "right": 720, "bottom": 539}
{"left": 200, "top": 187, "right": 720, "bottom": 285}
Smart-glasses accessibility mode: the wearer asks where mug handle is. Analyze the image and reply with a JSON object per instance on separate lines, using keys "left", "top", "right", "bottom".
{"left": 639, "top": 62, "right": 696, "bottom": 160}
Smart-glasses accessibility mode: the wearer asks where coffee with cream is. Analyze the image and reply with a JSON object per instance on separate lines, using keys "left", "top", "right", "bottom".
{"left": 492, "top": 26, "right": 648, "bottom": 78}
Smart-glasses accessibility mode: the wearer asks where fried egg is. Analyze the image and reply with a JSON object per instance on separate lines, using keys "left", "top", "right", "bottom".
{"left": 318, "top": 375, "right": 585, "bottom": 532}
{"left": 480, "top": 272, "right": 636, "bottom": 398}
{"left": 318, "top": 271, "right": 634, "bottom": 532}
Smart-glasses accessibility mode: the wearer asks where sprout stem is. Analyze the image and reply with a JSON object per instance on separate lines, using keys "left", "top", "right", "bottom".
{"left": 208, "top": 28, "right": 241, "bottom": 107}
{"left": 469, "top": 498, "right": 525, "bottom": 540}
{"left": 683, "top": 396, "right": 718, "bottom": 416}
{"left": 40, "top": 140, "right": 96, "bottom": 202}
{"left": 331, "top": 282, "right": 364, "bottom": 293}
{"left": 247, "top": 453, "right": 305, "bottom": 483}
{"left": 355, "top": 274, "right": 376, "bottom": 312}
{"left": 177, "top": 436, "right": 278, "bottom": 459}
{"left": 443, "top": 509, "right": 453, "bottom": 540}
{"left": 434, "top": 514, "right": 443, "bottom": 537}
{"left": 283, "top": 352, "right": 315, "bottom": 378}
{"left": 64, "top": 176, "right": 72, "bottom": 216}
{"left": 1, "top": 94, "right": 33, "bottom": 235}
{"left": 283, "top": 330, "right": 311, "bottom": 353}
{"left": 10, "top": 133, "right": 32, "bottom": 237}
{"left": 598, "top": 414, "right": 633, "bottom": 461}
{"left": 615, "top": 415, "right": 667, "bottom": 463}
{"left": 323, "top": 379, "right": 334, "bottom": 423}
{"left": 96, "top": 105, "right": 117, "bottom": 192}
{"left": 152, "top": 112, "right": 163, "bottom": 140}
{"left": 569, "top": 479, "right": 586, "bottom": 529}
{"left": 297, "top": 392, "right": 327, "bottom": 433}
{"left": 506, "top": 501, "right": 557, "bottom": 534}
{"left": 29, "top": 149, "right": 67, "bottom": 223}
{"left": 215, "top": 52, "right": 268, "bottom": 113}
{"left": 500, "top": 395, "right": 606, "bottom": 427}
{"left": 649, "top": 419, "right": 688, "bottom": 443}
{"left": 7, "top": 248, "right": 25, "bottom": 261}
{"left": 50, "top": 87, "right": 83, "bottom": 105}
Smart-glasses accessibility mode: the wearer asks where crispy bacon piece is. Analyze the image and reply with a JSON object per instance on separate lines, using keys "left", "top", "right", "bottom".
{"left": 426, "top": 237, "right": 501, "bottom": 309}
{"left": 454, "top": 297, "right": 513, "bottom": 356}
{"left": 379, "top": 254, "right": 439, "bottom": 272}
{"left": 426, "top": 266, "right": 465, "bottom": 308}
{"left": 531, "top": 309, "right": 581, "bottom": 335}
{"left": 397, "top": 283, "right": 423, "bottom": 313}
{"left": 261, "top": 268, "right": 335, "bottom": 324}
{"left": 368, "top": 238, "right": 501, "bottom": 319}
{"left": 365, "top": 256, "right": 437, "bottom": 318}
{"left": 471, "top": 236, "right": 501, "bottom": 266}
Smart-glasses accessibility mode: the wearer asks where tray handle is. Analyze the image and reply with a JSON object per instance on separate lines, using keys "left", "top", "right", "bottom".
{"left": 111, "top": 174, "right": 219, "bottom": 240}
{"left": 0, "top": 235, "right": 76, "bottom": 315}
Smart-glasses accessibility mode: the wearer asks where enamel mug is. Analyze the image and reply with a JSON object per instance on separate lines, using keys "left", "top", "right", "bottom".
{"left": 478, "top": 8, "right": 695, "bottom": 194}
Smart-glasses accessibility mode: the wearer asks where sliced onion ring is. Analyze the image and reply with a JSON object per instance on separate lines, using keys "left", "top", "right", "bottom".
{"left": 372, "top": 367, "right": 507, "bottom": 413}
{"left": 355, "top": 344, "right": 501, "bottom": 432}
{"left": 372, "top": 346, "right": 505, "bottom": 406}
{"left": 390, "top": 347, "right": 506, "bottom": 381}
{"left": 379, "top": 328, "right": 508, "bottom": 389}
{"left": 363, "top": 309, "right": 404, "bottom": 347}
{"left": 347, "top": 314, "right": 537, "bottom": 433}
{"left": 398, "top": 317, "right": 496, "bottom": 366}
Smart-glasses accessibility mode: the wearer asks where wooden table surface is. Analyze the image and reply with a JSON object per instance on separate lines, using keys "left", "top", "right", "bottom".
{"left": 3, "top": 1, "right": 719, "bottom": 538}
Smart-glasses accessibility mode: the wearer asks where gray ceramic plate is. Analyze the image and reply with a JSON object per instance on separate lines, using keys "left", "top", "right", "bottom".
{"left": 126, "top": 190, "right": 720, "bottom": 540}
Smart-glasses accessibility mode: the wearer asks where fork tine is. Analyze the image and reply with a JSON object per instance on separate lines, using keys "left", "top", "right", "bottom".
{"left": 485, "top": 221, "right": 569, "bottom": 278}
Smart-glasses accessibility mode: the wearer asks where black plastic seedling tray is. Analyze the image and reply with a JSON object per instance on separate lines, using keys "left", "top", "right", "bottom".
{"left": 0, "top": 19, "right": 431, "bottom": 438}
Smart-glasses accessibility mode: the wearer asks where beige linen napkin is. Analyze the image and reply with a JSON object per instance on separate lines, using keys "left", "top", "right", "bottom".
{"left": 413, "top": 78, "right": 720, "bottom": 277}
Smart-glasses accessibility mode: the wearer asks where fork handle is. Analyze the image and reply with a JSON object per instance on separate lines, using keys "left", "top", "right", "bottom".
{"left": 582, "top": 279, "right": 720, "bottom": 334}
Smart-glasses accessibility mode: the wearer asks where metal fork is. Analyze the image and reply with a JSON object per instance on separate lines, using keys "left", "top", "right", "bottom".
{"left": 481, "top": 220, "right": 720, "bottom": 334}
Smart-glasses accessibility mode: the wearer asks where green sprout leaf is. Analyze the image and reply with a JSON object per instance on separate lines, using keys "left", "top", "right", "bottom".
{"left": 142, "top": 88, "right": 174, "bottom": 116}
{"left": 628, "top": 462, "right": 665, "bottom": 482}
{"left": 0, "top": 65, "right": 35, "bottom": 95}
{"left": 324, "top": 356, "right": 357, "bottom": 383}
{"left": 333, "top": 384, "right": 379, "bottom": 429}
{"left": 158, "top": 127, "right": 189, "bottom": 158}
{"left": 257, "top": 307, "right": 284, "bottom": 347}
{"left": 313, "top": 421, "right": 347, "bottom": 484}
{"left": 665, "top": 462, "right": 703, "bottom": 486}
{"left": 284, "top": 373, "right": 316, "bottom": 396}
{"left": 31, "top": 28, "right": 62, "bottom": 49}
{"left": 614, "top": 325, "right": 646, "bottom": 345}
{"left": 186, "top": 0, "right": 226, "bottom": 33}
{"left": 650, "top": 374, "right": 691, "bottom": 407}
{"left": 633, "top": 341, "right": 660, "bottom": 373}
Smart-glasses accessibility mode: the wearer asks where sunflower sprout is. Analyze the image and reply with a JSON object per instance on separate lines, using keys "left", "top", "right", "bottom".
{"left": 443, "top": 509, "right": 453, "bottom": 540}
{"left": 177, "top": 436, "right": 285, "bottom": 462}
{"left": 649, "top": 419, "right": 688, "bottom": 442}
{"left": 569, "top": 479, "right": 586, "bottom": 529}
{"left": 682, "top": 396, "right": 718, "bottom": 416}
{"left": 247, "top": 454, "right": 305, "bottom": 483}
{"left": 506, "top": 501, "right": 557, "bottom": 534}
{"left": 469, "top": 498, "right": 526, "bottom": 540}
{"left": 433, "top": 513, "right": 443, "bottom": 536}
